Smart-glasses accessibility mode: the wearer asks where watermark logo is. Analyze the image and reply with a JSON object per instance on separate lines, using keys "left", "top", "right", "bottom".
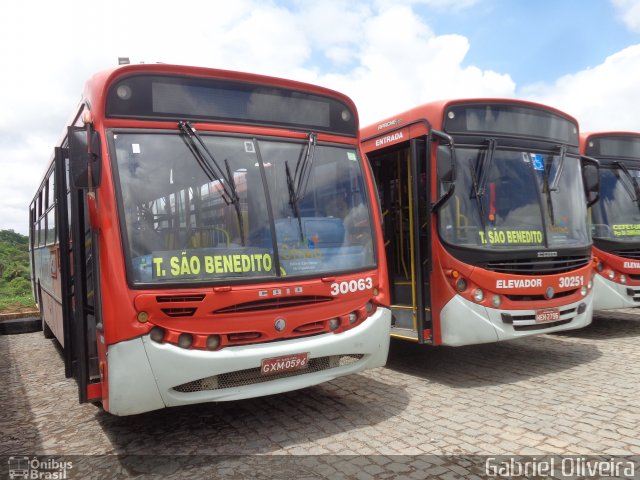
{"left": 7, "top": 457, "right": 72, "bottom": 479}
{"left": 485, "top": 457, "right": 635, "bottom": 478}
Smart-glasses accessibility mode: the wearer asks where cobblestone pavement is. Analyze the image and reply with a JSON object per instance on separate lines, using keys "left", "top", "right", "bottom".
{"left": 1, "top": 310, "right": 640, "bottom": 478}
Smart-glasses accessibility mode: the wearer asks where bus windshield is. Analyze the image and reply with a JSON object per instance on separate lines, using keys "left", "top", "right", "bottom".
{"left": 111, "top": 131, "right": 375, "bottom": 284}
{"left": 438, "top": 146, "right": 590, "bottom": 249}
{"left": 591, "top": 164, "right": 640, "bottom": 242}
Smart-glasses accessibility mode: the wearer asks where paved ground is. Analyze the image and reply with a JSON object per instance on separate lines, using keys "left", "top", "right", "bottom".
{"left": 1, "top": 310, "right": 640, "bottom": 478}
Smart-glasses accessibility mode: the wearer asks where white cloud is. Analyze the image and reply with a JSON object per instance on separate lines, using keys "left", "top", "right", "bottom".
{"left": 612, "top": 0, "right": 640, "bottom": 32}
{"left": 521, "top": 44, "right": 640, "bottom": 132}
{"left": 374, "top": 0, "right": 479, "bottom": 13}
{"left": 314, "top": 6, "right": 515, "bottom": 127}
{"left": 1, "top": 0, "right": 608, "bottom": 236}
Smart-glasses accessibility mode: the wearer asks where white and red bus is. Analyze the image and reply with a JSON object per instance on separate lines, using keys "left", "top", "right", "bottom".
{"left": 581, "top": 132, "right": 640, "bottom": 310}
{"left": 361, "top": 99, "right": 599, "bottom": 345}
{"left": 29, "top": 64, "right": 390, "bottom": 415}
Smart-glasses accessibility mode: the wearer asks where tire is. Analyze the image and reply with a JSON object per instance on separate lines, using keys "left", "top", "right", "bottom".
{"left": 42, "top": 318, "right": 54, "bottom": 339}
{"left": 38, "top": 283, "right": 54, "bottom": 339}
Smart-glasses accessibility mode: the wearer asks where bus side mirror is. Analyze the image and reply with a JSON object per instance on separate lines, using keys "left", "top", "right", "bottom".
{"left": 68, "top": 125, "right": 102, "bottom": 189}
{"left": 431, "top": 129, "right": 456, "bottom": 211}
{"left": 436, "top": 145, "right": 453, "bottom": 183}
{"left": 581, "top": 156, "right": 599, "bottom": 208}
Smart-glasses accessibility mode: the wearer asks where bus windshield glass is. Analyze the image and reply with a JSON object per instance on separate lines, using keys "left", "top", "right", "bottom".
{"left": 438, "top": 147, "right": 590, "bottom": 249}
{"left": 591, "top": 164, "right": 640, "bottom": 242}
{"left": 111, "top": 131, "right": 375, "bottom": 284}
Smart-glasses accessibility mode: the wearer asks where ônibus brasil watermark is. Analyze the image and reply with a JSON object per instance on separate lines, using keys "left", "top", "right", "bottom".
{"left": 7, "top": 457, "right": 72, "bottom": 480}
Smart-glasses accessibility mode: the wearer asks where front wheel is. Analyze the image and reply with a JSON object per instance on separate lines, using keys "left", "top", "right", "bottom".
{"left": 42, "top": 318, "right": 54, "bottom": 339}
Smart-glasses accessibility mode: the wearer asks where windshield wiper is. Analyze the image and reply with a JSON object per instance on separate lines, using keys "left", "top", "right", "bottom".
{"left": 285, "top": 162, "right": 304, "bottom": 241}
{"left": 285, "top": 132, "right": 317, "bottom": 241}
{"left": 614, "top": 161, "right": 640, "bottom": 209}
{"left": 550, "top": 144, "right": 566, "bottom": 191}
{"left": 542, "top": 158, "right": 556, "bottom": 225}
{"left": 468, "top": 139, "right": 496, "bottom": 234}
{"left": 178, "top": 121, "right": 245, "bottom": 246}
{"left": 468, "top": 158, "right": 487, "bottom": 231}
{"left": 477, "top": 138, "right": 497, "bottom": 197}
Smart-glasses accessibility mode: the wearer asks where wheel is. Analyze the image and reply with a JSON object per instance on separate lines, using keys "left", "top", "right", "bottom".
{"left": 42, "top": 318, "right": 54, "bottom": 339}
{"left": 38, "top": 283, "right": 54, "bottom": 339}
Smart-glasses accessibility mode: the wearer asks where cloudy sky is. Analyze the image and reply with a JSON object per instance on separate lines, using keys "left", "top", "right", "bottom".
{"left": 2, "top": 0, "right": 640, "bottom": 235}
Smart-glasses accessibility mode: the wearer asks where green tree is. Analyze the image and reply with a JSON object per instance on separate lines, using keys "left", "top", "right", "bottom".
{"left": 0, "top": 229, "right": 36, "bottom": 313}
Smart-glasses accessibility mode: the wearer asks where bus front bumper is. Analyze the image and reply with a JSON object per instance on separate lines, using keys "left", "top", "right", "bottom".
{"left": 593, "top": 273, "right": 640, "bottom": 310}
{"left": 105, "top": 307, "right": 391, "bottom": 416}
{"left": 439, "top": 293, "right": 593, "bottom": 346}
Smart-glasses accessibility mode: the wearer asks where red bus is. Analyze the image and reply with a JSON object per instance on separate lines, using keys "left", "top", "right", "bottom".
{"left": 581, "top": 132, "right": 640, "bottom": 310}
{"left": 29, "top": 64, "right": 391, "bottom": 415}
{"left": 361, "top": 99, "right": 599, "bottom": 345}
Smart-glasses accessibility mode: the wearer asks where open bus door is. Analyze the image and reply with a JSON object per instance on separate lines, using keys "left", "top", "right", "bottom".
{"left": 56, "top": 127, "right": 102, "bottom": 403}
{"left": 367, "top": 128, "right": 433, "bottom": 343}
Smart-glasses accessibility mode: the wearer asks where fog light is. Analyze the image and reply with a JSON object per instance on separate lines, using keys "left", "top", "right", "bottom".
{"left": 206, "top": 335, "right": 220, "bottom": 350}
{"left": 149, "top": 327, "right": 164, "bottom": 343}
{"left": 608, "top": 270, "right": 615, "bottom": 280}
{"left": 620, "top": 275, "right": 627, "bottom": 284}
{"left": 473, "top": 288, "right": 484, "bottom": 302}
{"left": 348, "top": 312, "right": 358, "bottom": 324}
{"left": 456, "top": 278, "right": 467, "bottom": 292}
{"left": 329, "top": 318, "right": 340, "bottom": 331}
{"left": 491, "top": 294, "right": 501, "bottom": 308}
{"left": 137, "top": 311, "right": 149, "bottom": 323}
{"left": 178, "top": 333, "right": 193, "bottom": 349}
{"left": 580, "top": 286, "right": 588, "bottom": 296}
{"left": 365, "top": 302, "right": 373, "bottom": 313}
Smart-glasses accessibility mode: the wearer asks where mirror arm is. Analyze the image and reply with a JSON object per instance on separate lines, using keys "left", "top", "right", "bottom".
{"left": 431, "top": 129, "right": 456, "bottom": 212}
{"left": 581, "top": 155, "right": 600, "bottom": 208}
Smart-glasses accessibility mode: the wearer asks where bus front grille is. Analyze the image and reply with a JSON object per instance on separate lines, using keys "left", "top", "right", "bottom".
{"left": 612, "top": 249, "right": 640, "bottom": 260}
{"left": 171, "top": 354, "right": 364, "bottom": 393}
{"left": 213, "top": 296, "right": 332, "bottom": 314}
{"left": 485, "top": 255, "right": 590, "bottom": 275}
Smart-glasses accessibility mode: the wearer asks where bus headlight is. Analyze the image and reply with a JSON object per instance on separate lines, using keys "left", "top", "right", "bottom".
{"left": 596, "top": 261, "right": 604, "bottom": 272}
{"left": 178, "top": 333, "right": 193, "bottom": 349}
{"left": 348, "top": 312, "right": 358, "bottom": 324}
{"left": 491, "top": 294, "right": 501, "bottom": 308}
{"left": 608, "top": 270, "right": 615, "bottom": 280}
{"left": 329, "top": 318, "right": 340, "bottom": 331}
{"left": 149, "top": 327, "right": 164, "bottom": 343}
{"left": 456, "top": 278, "right": 467, "bottom": 292}
{"left": 620, "top": 275, "right": 627, "bottom": 284}
{"left": 588, "top": 280, "right": 593, "bottom": 289}
{"left": 206, "top": 335, "right": 221, "bottom": 350}
{"left": 473, "top": 289, "right": 484, "bottom": 302}
{"left": 580, "top": 286, "right": 588, "bottom": 296}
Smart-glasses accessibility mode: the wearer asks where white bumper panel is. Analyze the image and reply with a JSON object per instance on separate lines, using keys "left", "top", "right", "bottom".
{"left": 440, "top": 293, "right": 593, "bottom": 347}
{"left": 593, "top": 274, "right": 640, "bottom": 310}
{"left": 107, "top": 308, "right": 391, "bottom": 415}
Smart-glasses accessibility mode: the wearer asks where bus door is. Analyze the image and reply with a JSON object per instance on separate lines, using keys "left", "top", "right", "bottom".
{"left": 369, "top": 136, "right": 432, "bottom": 343}
{"left": 57, "top": 132, "right": 102, "bottom": 403}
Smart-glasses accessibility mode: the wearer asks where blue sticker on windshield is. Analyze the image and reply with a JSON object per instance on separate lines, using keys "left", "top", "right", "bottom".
{"left": 531, "top": 153, "right": 545, "bottom": 171}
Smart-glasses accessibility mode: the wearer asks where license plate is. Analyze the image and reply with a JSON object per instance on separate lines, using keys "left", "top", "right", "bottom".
{"left": 261, "top": 352, "right": 309, "bottom": 376}
{"left": 535, "top": 308, "right": 561, "bottom": 323}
